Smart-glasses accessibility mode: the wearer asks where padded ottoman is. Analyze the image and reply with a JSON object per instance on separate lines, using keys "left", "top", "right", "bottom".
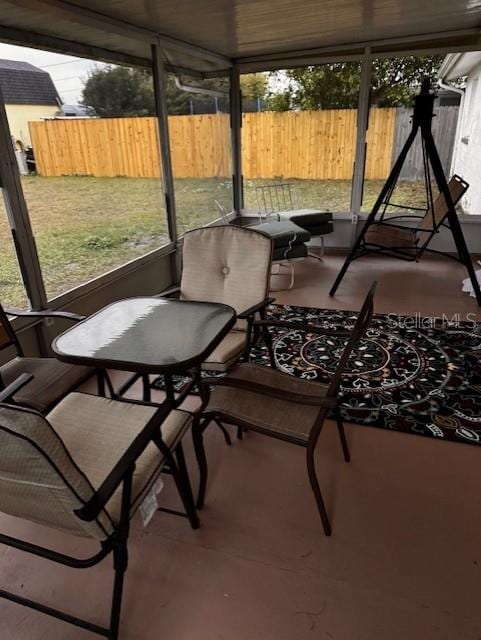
{"left": 275, "top": 209, "right": 333, "bottom": 236}
{"left": 253, "top": 220, "right": 311, "bottom": 260}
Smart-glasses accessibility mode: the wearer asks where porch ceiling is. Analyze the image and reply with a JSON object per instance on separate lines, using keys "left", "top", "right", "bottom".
{"left": 1, "top": 0, "right": 481, "bottom": 72}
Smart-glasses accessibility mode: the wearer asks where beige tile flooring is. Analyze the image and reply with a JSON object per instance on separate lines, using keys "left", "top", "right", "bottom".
{"left": 1, "top": 254, "right": 480, "bottom": 640}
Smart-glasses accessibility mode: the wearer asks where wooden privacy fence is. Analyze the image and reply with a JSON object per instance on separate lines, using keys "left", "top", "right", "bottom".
{"left": 29, "top": 107, "right": 457, "bottom": 181}
{"left": 393, "top": 106, "right": 459, "bottom": 180}
{"left": 29, "top": 114, "right": 232, "bottom": 179}
{"left": 242, "top": 108, "right": 396, "bottom": 180}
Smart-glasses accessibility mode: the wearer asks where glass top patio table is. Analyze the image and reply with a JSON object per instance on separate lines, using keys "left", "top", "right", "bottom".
{"left": 52, "top": 297, "right": 236, "bottom": 375}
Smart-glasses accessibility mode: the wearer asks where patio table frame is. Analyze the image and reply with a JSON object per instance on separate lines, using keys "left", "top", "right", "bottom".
{"left": 52, "top": 297, "right": 237, "bottom": 404}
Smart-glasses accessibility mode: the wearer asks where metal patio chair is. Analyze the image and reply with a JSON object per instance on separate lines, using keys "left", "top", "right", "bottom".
{"left": 0, "top": 302, "right": 97, "bottom": 412}
{"left": 192, "top": 283, "right": 376, "bottom": 535}
{"left": 0, "top": 375, "right": 198, "bottom": 639}
{"left": 167, "top": 225, "right": 275, "bottom": 373}
{"left": 158, "top": 225, "right": 276, "bottom": 446}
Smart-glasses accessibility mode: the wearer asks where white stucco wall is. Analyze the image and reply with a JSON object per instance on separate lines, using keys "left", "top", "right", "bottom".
{"left": 452, "top": 63, "right": 481, "bottom": 214}
{"left": 5, "top": 104, "right": 59, "bottom": 147}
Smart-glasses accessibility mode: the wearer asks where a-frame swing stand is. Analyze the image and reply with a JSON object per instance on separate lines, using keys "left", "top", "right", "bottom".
{"left": 329, "top": 80, "right": 481, "bottom": 307}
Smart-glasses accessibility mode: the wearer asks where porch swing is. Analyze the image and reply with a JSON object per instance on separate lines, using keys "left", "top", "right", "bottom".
{"left": 330, "top": 80, "right": 481, "bottom": 306}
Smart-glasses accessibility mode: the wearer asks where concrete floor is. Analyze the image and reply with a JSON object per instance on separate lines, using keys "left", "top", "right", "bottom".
{"left": 1, "top": 255, "right": 481, "bottom": 640}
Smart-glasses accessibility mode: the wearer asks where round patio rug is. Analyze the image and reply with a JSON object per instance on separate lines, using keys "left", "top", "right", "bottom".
{"left": 153, "top": 303, "right": 481, "bottom": 446}
{"left": 249, "top": 304, "right": 481, "bottom": 446}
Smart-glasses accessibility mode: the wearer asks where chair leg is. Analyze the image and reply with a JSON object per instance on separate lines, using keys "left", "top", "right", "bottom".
{"left": 259, "top": 307, "right": 276, "bottom": 369}
{"left": 109, "top": 543, "right": 128, "bottom": 640}
{"left": 214, "top": 418, "right": 232, "bottom": 446}
{"left": 308, "top": 237, "right": 325, "bottom": 261}
{"left": 306, "top": 448, "right": 331, "bottom": 536}
{"left": 237, "top": 426, "right": 243, "bottom": 440}
{"left": 263, "top": 326, "right": 276, "bottom": 368}
{"left": 241, "top": 318, "right": 255, "bottom": 363}
{"left": 171, "top": 442, "right": 199, "bottom": 529}
{"left": 270, "top": 262, "right": 295, "bottom": 291}
{"left": 96, "top": 369, "right": 106, "bottom": 397}
{"left": 142, "top": 375, "right": 151, "bottom": 402}
{"left": 335, "top": 410, "right": 350, "bottom": 463}
{"left": 192, "top": 419, "right": 209, "bottom": 509}
{"left": 287, "top": 261, "right": 295, "bottom": 290}
{"left": 104, "top": 372, "right": 117, "bottom": 399}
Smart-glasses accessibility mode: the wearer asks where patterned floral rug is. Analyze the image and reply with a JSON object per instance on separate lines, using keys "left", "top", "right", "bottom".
{"left": 250, "top": 304, "right": 481, "bottom": 446}
{"left": 153, "top": 303, "right": 481, "bottom": 446}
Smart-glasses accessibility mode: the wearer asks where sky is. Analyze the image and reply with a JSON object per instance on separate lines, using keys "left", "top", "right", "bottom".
{"left": 0, "top": 43, "right": 103, "bottom": 104}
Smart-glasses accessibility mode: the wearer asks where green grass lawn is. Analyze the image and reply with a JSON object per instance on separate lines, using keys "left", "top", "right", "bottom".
{"left": 0, "top": 176, "right": 426, "bottom": 308}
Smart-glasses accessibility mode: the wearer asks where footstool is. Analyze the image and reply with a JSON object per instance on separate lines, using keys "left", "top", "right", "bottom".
{"left": 273, "top": 209, "right": 333, "bottom": 256}
{"left": 251, "top": 220, "right": 311, "bottom": 289}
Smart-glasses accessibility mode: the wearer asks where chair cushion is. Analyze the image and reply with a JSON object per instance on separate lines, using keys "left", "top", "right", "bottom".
{"left": 277, "top": 210, "right": 333, "bottom": 236}
{"left": 205, "top": 363, "right": 328, "bottom": 442}
{"left": 416, "top": 175, "right": 468, "bottom": 247}
{"left": 0, "top": 401, "right": 114, "bottom": 541}
{"left": 202, "top": 330, "right": 247, "bottom": 372}
{"left": 252, "top": 220, "right": 311, "bottom": 245}
{"left": 48, "top": 393, "right": 192, "bottom": 523}
{"left": 180, "top": 226, "right": 272, "bottom": 333}
{"left": 1, "top": 357, "right": 92, "bottom": 413}
{"left": 364, "top": 223, "right": 416, "bottom": 248}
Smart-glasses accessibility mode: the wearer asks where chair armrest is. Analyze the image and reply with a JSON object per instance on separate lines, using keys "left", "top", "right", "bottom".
{"left": 238, "top": 297, "right": 275, "bottom": 319}
{"left": 74, "top": 399, "right": 174, "bottom": 521}
{"left": 254, "top": 318, "right": 352, "bottom": 337}
{"left": 0, "top": 373, "right": 34, "bottom": 403}
{"left": 156, "top": 285, "right": 181, "bottom": 298}
{"left": 202, "top": 376, "right": 336, "bottom": 408}
{"left": 5, "top": 308, "right": 85, "bottom": 322}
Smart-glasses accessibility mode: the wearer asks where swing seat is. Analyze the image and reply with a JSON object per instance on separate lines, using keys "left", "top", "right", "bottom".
{"left": 364, "top": 224, "right": 416, "bottom": 249}
{"left": 364, "top": 175, "right": 469, "bottom": 253}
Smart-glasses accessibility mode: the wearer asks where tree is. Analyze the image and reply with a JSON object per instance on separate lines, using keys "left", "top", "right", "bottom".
{"left": 163, "top": 75, "right": 191, "bottom": 115}
{"left": 268, "top": 56, "right": 443, "bottom": 111}
{"left": 81, "top": 66, "right": 155, "bottom": 117}
{"left": 240, "top": 73, "right": 268, "bottom": 100}
{"left": 81, "top": 66, "right": 237, "bottom": 116}
{"left": 371, "top": 56, "right": 443, "bottom": 106}
{"left": 267, "top": 91, "right": 291, "bottom": 112}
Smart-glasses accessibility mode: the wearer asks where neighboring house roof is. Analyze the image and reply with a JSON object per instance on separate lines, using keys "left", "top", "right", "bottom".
{"left": 438, "top": 52, "right": 481, "bottom": 82}
{"left": 0, "top": 58, "right": 60, "bottom": 106}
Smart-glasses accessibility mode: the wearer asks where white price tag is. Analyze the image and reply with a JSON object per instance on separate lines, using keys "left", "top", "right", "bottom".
{"left": 139, "top": 477, "right": 165, "bottom": 527}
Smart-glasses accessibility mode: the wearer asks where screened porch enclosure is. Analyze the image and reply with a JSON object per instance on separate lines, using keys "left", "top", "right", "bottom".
{"left": 1, "top": 56, "right": 478, "bottom": 310}
{"left": 0, "top": 1, "right": 481, "bottom": 639}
